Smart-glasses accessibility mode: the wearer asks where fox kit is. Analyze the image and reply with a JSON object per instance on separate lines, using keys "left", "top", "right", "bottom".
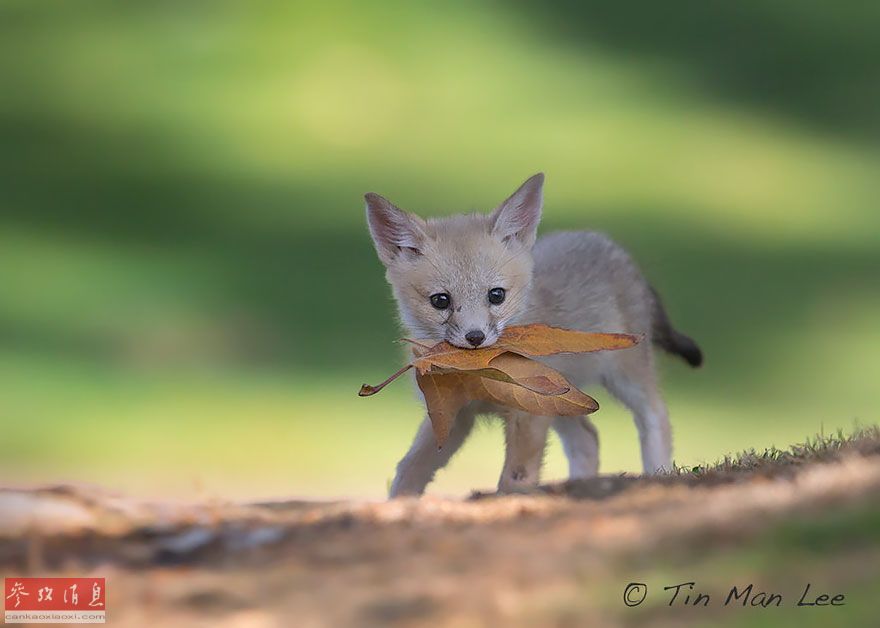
{"left": 365, "top": 173, "right": 702, "bottom": 496}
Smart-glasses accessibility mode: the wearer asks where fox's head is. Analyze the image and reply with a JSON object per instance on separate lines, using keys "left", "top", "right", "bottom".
{"left": 365, "top": 174, "right": 544, "bottom": 349}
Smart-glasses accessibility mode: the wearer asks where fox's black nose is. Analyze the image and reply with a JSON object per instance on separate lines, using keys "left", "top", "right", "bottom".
{"left": 465, "top": 330, "right": 485, "bottom": 347}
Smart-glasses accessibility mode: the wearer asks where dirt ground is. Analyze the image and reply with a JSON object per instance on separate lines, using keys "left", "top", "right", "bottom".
{"left": 2, "top": 429, "right": 880, "bottom": 627}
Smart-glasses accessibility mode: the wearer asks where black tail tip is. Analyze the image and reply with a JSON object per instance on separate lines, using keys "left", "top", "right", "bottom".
{"left": 681, "top": 345, "right": 703, "bottom": 368}
{"left": 675, "top": 334, "right": 704, "bottom": 368}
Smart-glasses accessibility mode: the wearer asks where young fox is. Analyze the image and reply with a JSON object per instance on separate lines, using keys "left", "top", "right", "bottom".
{"left": 365, "top": 174, "right": 702, "bottom": 497}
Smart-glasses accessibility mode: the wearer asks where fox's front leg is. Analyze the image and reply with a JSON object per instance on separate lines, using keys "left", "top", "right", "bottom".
{"left": 553, "top": 415, "right": 600, "bottom": 479}
{"left": 498, "top": 411, "right": 552, "bottom": 493}
{"left": 389, "top": 409, "right": 475, "bottom": 498}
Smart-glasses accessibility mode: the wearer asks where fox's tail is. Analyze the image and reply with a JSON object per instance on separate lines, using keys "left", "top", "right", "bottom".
{"left": 650, "top": 286, "right": 703, "bottom": 368}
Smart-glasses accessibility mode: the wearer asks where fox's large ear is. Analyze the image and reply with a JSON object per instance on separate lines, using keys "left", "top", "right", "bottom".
{"left": 490, "top": 173, "right": 544, "bottom": 248}
{"left": 365, "top": 192, "right": 427, "bottom": 266}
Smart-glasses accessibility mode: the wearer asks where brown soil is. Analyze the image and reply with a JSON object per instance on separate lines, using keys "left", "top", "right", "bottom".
{"left": 2, "top": 430, "right": 879, "bottom": 627}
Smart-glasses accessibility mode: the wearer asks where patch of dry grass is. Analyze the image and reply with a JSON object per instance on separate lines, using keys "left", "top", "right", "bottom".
{"left": 679, "top": 425, "right": 880, "bottom": 476}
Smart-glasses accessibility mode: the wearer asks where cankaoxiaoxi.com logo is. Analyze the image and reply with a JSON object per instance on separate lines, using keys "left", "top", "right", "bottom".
{"left": 5, "top": 577, "right": 106, "bottom": 624}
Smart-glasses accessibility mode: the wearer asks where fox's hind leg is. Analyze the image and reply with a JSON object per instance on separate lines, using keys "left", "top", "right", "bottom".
{"left": 553, "top": 416, "right": 600, "bottom": 479}
{"left": 389, "top": 408, "right": 475, "bottom": 498}
{"left": 602, "top": 346, "right": 672, "bottom": 474}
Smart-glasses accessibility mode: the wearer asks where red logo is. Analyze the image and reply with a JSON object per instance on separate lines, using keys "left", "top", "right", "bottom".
{"left": 4, "top": 578, "right": 106, "bottom": 624}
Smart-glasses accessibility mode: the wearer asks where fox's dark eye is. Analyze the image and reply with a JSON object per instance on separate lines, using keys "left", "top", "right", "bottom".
{"left": 430, "top": 293, "right": 451, "bottom": 310}
{"left": 488, "top": 287, "right": 506, "bottom": 305}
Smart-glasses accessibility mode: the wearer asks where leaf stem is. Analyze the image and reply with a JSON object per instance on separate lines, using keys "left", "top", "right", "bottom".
{"left": 358, "top": 363, "right": 414, "bottom": 396}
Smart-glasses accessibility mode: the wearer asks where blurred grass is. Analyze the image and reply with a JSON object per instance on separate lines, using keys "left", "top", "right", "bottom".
{"left": 0, "top": 0, "right": 877, "bottom": 498}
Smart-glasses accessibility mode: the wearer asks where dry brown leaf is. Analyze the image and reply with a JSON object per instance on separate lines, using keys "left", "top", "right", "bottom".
{"left": 410, "top": 342, "right": 506, "bottom": 374}
{"left": 416, "top": 369, "right": 598, "bottom": 446}
{"left": 481, "top": 352, "right": 571, "bottom": 395}
{"left": 414, "top": 370, "right": 471, "bottom": 446}
{"left": 495, "top": 324, "right": 641, "bottom": 356}
{"left": 404, "top": 324, "right": 639, "bottom": 370}
{"left": 361, "top": 324, "right": 640, "bottom": 446}
{"left": 421, "top": 351, "right": 570, "bottom": 396}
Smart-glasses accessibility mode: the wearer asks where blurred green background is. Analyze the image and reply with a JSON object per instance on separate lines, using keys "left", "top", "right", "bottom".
{"left": 1, "top": 0, "right": 877, "bottom": 500}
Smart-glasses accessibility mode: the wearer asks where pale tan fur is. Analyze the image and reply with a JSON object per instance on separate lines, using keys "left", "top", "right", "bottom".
{"left": 366, "top": 174, "right": 681, "bottom": 496}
